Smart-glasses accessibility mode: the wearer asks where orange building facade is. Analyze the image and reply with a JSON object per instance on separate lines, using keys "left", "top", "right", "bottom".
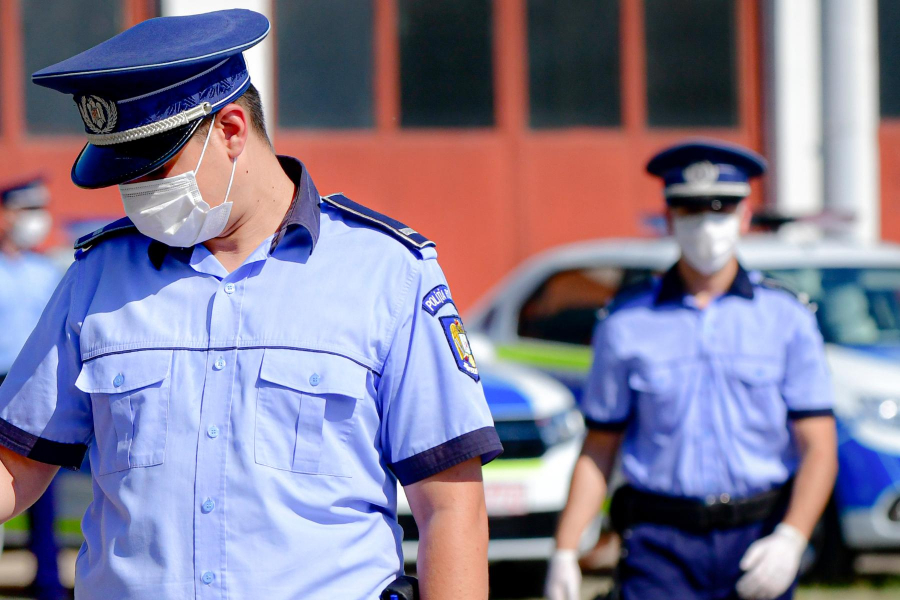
{"left": 2, "top": 1, "right": 898, "bottom": 310}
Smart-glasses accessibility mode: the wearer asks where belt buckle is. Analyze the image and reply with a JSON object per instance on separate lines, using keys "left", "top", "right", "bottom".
{"left": 704, "top": 493, "right": 734, "bottom": 529}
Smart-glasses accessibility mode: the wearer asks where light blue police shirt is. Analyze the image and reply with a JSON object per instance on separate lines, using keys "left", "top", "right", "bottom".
{"left": 0, "top": 157, "right": 502, "bottom": 600}
{"left": 0, "top": 251, "right": 60, "bottom": 374}
{"left": 582, "top": 265, "right": 833, "bottom": 500}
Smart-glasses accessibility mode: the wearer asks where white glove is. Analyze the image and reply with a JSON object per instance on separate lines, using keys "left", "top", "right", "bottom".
{"left": 736, "top": 523, "right": 808, "bottom": 600}
{"left": 544, "top": 549, "right": 582, "bottom": 600}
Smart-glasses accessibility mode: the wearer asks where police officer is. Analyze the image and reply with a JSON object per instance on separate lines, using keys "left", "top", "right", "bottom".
{"left": 545, "top": 140, "right": 838, "bottom": 600}
{"left": 0, "top": 10, "right": 501, "bottom": 600}
{"left": 0, "top": 178, "right": 67, "bottom": 600}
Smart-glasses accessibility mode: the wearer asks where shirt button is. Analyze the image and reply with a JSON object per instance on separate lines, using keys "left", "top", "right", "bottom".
{"left": 214, "top": 357, "right": 226, "bottom": 370}
{"left": 309, "top": 373, "right": 320, "bottom": 386}
{"left": 224, "top": 282, "right": 236, "bottom": 294}
{"left": 201, "top": 571, "right": 215, "bottom": 585}
{"left": 201, "top": 498, "right": 215, "bottom": 514}
{"left": 207, "top": 425, "right": 219, "bottom": 439}
{"left": 720, "top": 493, "right": 731, "bottom": 504}
{"left": 113, "top": 373, "right": 124, "bottom": 388}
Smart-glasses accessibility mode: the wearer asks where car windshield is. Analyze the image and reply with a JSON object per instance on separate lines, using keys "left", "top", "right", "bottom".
{"left": 764, "top": 268, "right": 900, "bottom": 346}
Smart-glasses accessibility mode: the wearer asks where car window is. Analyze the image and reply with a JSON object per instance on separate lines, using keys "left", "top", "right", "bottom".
{"left": 765, "top": 268, "right": 900, "bottom": 345}
{"left": 517, "top": 267, "right": 654, "bottom": 345}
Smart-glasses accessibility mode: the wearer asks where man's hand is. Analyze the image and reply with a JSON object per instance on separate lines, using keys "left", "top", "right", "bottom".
{"left": 736, "top": 523, "right": 807, "bottom": 599}
{"left": 544, "top": 549, "right": 581, "bottom": 600}
{"left": 404, "top": 457, "right": 489, "bottom": 600}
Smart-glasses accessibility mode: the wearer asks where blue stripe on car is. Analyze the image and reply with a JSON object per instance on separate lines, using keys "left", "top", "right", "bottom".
{"left": 480, "top": 372, "right": 533, "bottom": 420}
{"left": 835, "top": 420, "right": 900, "bottom": 510}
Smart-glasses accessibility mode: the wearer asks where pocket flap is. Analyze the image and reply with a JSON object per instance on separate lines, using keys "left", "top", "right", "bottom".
{"left": 76, "top": 350, "right": 173, "bottom": 394}
{"left": 628, "top": 365, "right": 675, "bottom": 393}
{"left": 731, "top": 359, "right": 783, "bottom": 385}
{"left": 259, "top": 349, "right": 368, "bottom": 398}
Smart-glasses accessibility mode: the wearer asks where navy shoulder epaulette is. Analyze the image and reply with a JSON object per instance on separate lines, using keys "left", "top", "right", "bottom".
{"left": 322, "top": 193, "right": 435, "bottom": 251}
{"left": 74, "top": 216, "right": 138, "bottom": 253}
{"left": 758, "top": 277, "right": 812, "bottom": 307}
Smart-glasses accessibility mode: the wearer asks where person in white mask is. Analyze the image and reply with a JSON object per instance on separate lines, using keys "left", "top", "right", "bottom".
{"left": 0, "top": 177, "right": 67, "bottom": 600}
{"left": 0, "top": 10, "right": 500, "bottom": 600}
{"left": 545, "top": 139, "right": 837, "bottom": 600}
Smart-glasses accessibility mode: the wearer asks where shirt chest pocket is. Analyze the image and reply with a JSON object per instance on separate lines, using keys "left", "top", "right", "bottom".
{"left": 729, "top": 359, "right": 786, "bottom": 426}
{"left": 75, "top": 350, "right": 172, "bottom": 476}
{"left": 627, "top": 363, "right": 683, "bottom": 433}
{"left": 254, "top": 348, "right": 366, "bottom": 478}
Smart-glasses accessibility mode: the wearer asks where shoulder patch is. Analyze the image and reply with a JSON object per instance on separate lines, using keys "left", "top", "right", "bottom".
{"left": 439, "top": 315, "right": 479, "bottom": 382}
{"left": 74, "top": 217, "right": 138, "bottom": 253}
{"left": 758, "top": 277, "right": 813, "bottom": 308}
{"left": 322, "top": 193, "right": 435, "bottom": 251}
{"left": 422, "top": 284, "right": 455, "bottom": 316}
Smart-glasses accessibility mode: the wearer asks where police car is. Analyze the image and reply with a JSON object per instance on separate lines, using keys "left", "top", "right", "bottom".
{"left": 465, "top": 235, "right": 900, "bottom": 565}
{"left": 396, "top": 360, "right": 587, "bottom": 563}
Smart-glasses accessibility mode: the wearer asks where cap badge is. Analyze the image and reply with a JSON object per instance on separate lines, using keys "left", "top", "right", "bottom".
{"left": 682, "top": 161, "right": 719, "bottom": 185}
{"left": 77, "top": 95, "right": 118, "bottom": 134}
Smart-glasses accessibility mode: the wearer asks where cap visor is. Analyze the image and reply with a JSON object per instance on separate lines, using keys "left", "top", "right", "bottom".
{"left": 666, "top": 195, "right": 745, "bottom": 208}
{"left": 71, "top": 120, "right": 202, "bottom": 189}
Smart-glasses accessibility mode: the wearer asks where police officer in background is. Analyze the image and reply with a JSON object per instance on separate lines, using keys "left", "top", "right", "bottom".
{"left": 545, "top": 140, "right": 838, "bottom": 600}
{"left": 0, "top": 10, "right": 501, "bottom": 600}
{"left": 0, "top": 178, "right": 66, "bottom": 600}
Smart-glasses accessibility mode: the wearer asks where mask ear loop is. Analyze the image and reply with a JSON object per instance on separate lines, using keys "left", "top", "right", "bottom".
{"left": 194, "top": 118, "right": 216, "bottom": 173}
{"left": 222, "top": 156, "right": 237, "bottom": 204}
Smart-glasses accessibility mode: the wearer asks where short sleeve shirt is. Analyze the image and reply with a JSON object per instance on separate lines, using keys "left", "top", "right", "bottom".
{"left": 0, "top": 157, "right": 501, "bottom": 600}
{"left": 582, "top": 265, "right": 833, "bottom": 500}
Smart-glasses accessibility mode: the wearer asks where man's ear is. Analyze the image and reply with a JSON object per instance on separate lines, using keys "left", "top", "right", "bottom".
{"left": 215, "top": 103, "right": 249, "bottom": 160}
{"left": 738, "top": 201, "right": 752, "bottom": 234}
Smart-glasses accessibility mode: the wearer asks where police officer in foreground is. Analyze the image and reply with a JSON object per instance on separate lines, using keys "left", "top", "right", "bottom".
{"left": 0, "top": 178, "right": 67, "bottom": 600}
{"left": 0, "top": 10, "right": 501, "bottom": 600}
{"left": 545, "top": 140, "right": 838, "bottom": 600}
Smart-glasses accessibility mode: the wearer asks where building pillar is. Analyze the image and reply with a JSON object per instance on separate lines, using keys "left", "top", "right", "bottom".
{"left": 822, "top": 0, "right": 880, "bottom": 242}
{"left": 762, "top": 0, "right": 824, "bottom": 220}
{"left": 160, "top": 0, "right": 275, "bottom": 134}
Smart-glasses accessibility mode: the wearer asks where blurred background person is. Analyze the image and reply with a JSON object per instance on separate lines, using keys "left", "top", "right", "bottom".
{"left": 0, "top": 178, "right": 67, "bottom": 600}
{"left": 545, "top": 140, "right": 839, "bottom": 600}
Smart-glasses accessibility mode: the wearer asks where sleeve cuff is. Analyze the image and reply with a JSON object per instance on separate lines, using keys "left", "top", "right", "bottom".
{"left": 584, "top": 417, "right": 630, "bottom": 431}
{"left": 0, "top": 418, "right": 87, "bottom": 470}
{"left": 390, "top": 426, "right": 504, "bottom": 486}
{"left": 787, "top": 408, "right": 834, "bottom": 420}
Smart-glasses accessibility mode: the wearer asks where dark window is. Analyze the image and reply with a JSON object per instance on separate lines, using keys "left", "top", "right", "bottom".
{"left": 517, "top": 267, "right": 654, "bottom": 345}
{"left": 398, "top": 0, "right": 494, "bottom": 127}
{"left": 275, "top": 0, "right": 374, "bottom": 129}
{"left": 644, "top": 0, "right": 738, "bottom": 127}
{"left": 879, "top": 0, "right": 900, "bottom": 117}
{"left": 23, "top": 0, "right": 121, "bottom": 134}
{"left": 527, "top": 0, "right": 620, "bottom": 128}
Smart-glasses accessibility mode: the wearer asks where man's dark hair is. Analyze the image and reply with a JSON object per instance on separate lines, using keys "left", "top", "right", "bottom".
{"left": 194, "top": 83, "right": 271, "bottom": 148}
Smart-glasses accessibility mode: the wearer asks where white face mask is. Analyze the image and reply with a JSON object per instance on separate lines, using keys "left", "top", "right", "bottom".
{"left": 118, "top": 124, "right": 237, "bottom": 247}
{"left": 672, "top": 209, "right": 742, "bottom": 276}
{"left": 10, "top": 209, "right": 52, "bottom": 250}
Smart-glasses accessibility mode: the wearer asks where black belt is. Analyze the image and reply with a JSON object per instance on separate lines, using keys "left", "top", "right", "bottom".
{"left": 609, "top": 481, "right": 792, "bottom": 533}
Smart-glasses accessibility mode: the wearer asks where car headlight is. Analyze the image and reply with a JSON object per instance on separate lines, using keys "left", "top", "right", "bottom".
{"left": 859, "top": 396, "right": 900, "bottom": 429}
{"left": 536, "top": 409, "right": 585, "bottom": 447}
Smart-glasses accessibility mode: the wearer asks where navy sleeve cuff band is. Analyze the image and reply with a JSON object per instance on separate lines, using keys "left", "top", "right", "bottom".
{"left": 787, "top": 408, "right": 834, "bottom": 420}
{"left": 0, "top": 418, "right": 86, "bottom": 470}
{"left": 391, "top": 426, "right": 504, "bottom": 486}
{"left": 585, "top": 417, "right": 630, "bottom": 432}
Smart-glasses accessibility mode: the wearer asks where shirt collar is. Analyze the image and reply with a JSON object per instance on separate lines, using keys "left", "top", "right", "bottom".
{"left": 147, "top": 155, "right": 320, "bottom": 268}
{"left": 654, "top": 262, "right": 755, "bottom": 306}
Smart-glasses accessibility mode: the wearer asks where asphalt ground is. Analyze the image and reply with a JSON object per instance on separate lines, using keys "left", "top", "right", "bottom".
{"left": 0, "top": 551, "right": 895, "bottom": 599}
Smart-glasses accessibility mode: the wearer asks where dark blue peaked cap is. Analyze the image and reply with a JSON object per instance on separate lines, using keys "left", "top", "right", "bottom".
{"left": 31, "top": 9, "right": 269, "bottom": 189}
{"left": 1, "top": 177, "right": 49, "bottom": 209}
{"left": 646, "top": 139, "right": 767, "bottom": 206}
